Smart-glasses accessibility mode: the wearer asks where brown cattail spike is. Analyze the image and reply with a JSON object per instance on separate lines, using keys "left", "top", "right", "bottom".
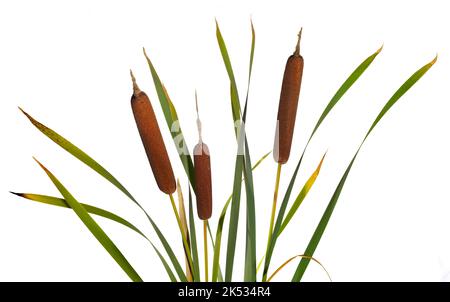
{"left": 193, "top": 94, "right": 212, "bottom": 220}
{"left": 273, "top": 28, "right": 305, "bottom": 164}
{"left": 194, "top": 143, "right": 212, "bottom": 220}
{"left": 130, "top": 71, "right": 176, "bottom": 194}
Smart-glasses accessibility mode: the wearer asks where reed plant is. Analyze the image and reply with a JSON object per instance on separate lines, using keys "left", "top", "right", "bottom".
{"left": 11, "top": 21, "right": 436, "bottom": 282}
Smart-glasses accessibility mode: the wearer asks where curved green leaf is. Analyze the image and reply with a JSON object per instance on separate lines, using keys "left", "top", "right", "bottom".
{"left": 19, "top": 108, "right": 138, "bottom": 205}
{"left": 33, "top": 158, "right": 142, "bottom": 282}
{"left": 310, "top": 45, "right": 383, "bottom": 138}
{"left": 188, "top": 188, "right": 200, "bottom": 281}
{"left": 243, "top": 20, "right": 257, "bottom": 282}
{"left": 11, "top": 193, "right": 145, "bottom": 237}
{"left": 212, "top": 152, "right": 270, "bottom": 282}
{"left": 177, "top": 181, "right": 193, "bottom": 281}
{"left": 279, "top": 152, "right": 326, "bottom": 234}
{"left": 216, "top": 20, "right": 241, "bottom": 121}
{"left": 11, "top": 192, "right": 177, "bottom": 282}
{"left": 147, "top": 214, "right": 188, "bottom": 282}
{"left": 216, "top": 20, "right": 258, "bottom": 282}
{"left": 292, "top": 55, "right": 437, "bottom": 282}
{"left": 262, "top": 46, "right": 383, "bottom": 281}
{"left": 143, "top": 49, "right": 195, "bottom": 188}
{"left": 19, "top": 108, "right": 185, "bottom": 282}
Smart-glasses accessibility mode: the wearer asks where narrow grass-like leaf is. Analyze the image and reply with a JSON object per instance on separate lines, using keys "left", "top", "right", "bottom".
{"left": 292, "top": 56, "right": 437, "bottom": 282}
{"left": 216, "top": 20, "right": 245, "bottom": 281}
{"left": 261, "top": 152, "right": 307, "bottom": 281}
{"left": 267, "top": 254, "right": 331, "bottom": 282}
{"left": 147, "top": 214, "right": 188, "bottom": 282}
{"left": 243, "top": 139, "right": 256, "bottom": 281}
{"left": 212, "top": 197, "right": 230, "bottom": 282}
{"left": 19, "top": 108, "right": 140, "bottom": 206}
{"left": 225, "top": 135, "right": 245, "bottom": 281}
{"left": 143, "top": 49, "right": 195, "bottom": 188}
{"left": 243, "top": 20, "right": 257, "bottom": 282}
{"left": 262, "top": 47, "right": 383, "bottom": 281}
{"left": 33, "top": 158, "right": 142, "bottom": 282}
{"left": 310, "top": 45, "right": 383, "bottom": 138}
{"left": 216, "top": 20, "right": 241, "bottom": 120}
{"left": 216, "top": 20, "right": 258, "bottom": 282}
{"left": 177, "top": 180, "right": 192, "bottom": 281}
{"left": 212, "top": 152, "right": 269, "bottom": 282}
{"left": 206, "top": 222, "right": 223, "bottom": 280}
{"left": 11, "top": 192, "right": 146, "bottom": 237}
{"left": 247, "top": 20, "right": 256, "bottom": 93}
{"left": 19, "top": 109, "right": 186, "bottom": 281}
{"left": 279, "top": 153, "right": 326, "bottom": 234}
{"left": 188, "top": 188, "right": 200, "bottom": 282}
{"left": 148, "top": 240, "right": 178, "bottom": 282}
{"left": 10, "top": 192, "right": 178, "bottom": 282}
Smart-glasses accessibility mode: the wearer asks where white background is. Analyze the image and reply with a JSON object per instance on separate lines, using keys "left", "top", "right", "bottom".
{"left": 1, "top": 0, "right": 449, "bottom": 281}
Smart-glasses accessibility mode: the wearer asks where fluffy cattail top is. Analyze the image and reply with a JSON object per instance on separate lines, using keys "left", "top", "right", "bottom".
{"left": 274, "top": 28, "right": 304, "bottom": 164}
{"left": 130, "top": 71, "right": 176, "bottom": 194}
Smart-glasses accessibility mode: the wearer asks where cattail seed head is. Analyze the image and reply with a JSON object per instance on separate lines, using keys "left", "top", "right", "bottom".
{"left": 130, "top": 70, "right": 176, "bottom": 194}
{"left": 193, "top": 93, "right": 212, "bottom": 220}
{"left": 194, "top": 142, "right": 212, "bottom": 220}
{"left": 274, "top": 29, "right": 304, "bottom": 164}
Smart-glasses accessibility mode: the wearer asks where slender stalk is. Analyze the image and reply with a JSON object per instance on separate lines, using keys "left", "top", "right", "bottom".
{"left": 268, "top": 164, "right": 282, "bottom": 240}
{"left": 169, "top": 193, "right": 195, "bottom": 279}
{"left": 203, "top": 220, "right": 209, "bottom": 282}
{"left": 262, "top": 163, "right": 282, "bottom": 281}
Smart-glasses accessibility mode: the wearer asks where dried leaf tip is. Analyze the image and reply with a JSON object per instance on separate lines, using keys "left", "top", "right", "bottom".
{"left": 430, "top": 54, "right": 438, "bottom": 65}
{"left": 32, "top": 156, "right": 47, "bottom": 172}
{"left": 319, "top": 150, "right": 328, "bottom": 168}
{"left": 9, "top": 191, "right": 24, "bottom": 197}
{"left": 142, "top": 47, "right": 151, "bottom": 64}
{"left": 294, "top": 27, "right": 303, "bottom": 56}
{"left": 18, "top": 106, "right": 30, "bottom": 118}
{"left": 377, "top": 43, "right": 384, "bottom": 54}
{"left": 130, "top": 70, "right": 141, "bottom": 95}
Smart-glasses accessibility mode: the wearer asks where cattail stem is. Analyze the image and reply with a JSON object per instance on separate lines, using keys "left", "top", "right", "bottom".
{"left": 203, "top": 220, "right": 209, "bottom": 282}
{"left": 169, "top": 193, "right": 194, "bottom": 279}
{"left": 268, "top": 163, "right": 282, "bottom": 238}
{"left": 263, "top": 163, "right": 282, "bottom": 281}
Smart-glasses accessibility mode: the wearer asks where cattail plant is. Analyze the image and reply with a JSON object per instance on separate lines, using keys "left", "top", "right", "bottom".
{"left": 130, "top": 71, "right": 194, "bottom": 275}
{"left": 10, "top": 21, "right": 435, "bottom": 283}
{"left": 193, "top": 93, "right": 212, "bottom": 281}
{"left": 269, "top": 29, "right": 304, "bottom": 244}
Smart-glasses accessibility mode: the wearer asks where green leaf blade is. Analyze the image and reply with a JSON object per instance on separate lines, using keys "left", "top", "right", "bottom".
{"left": 262, "top": 47, "right": 384, "bottom": 280}
{"left": 216, "top": 20, "right": 241, "bottom": 123}
{"left": 279, "top": 153, "right": 326, "bottom": 235}
{"left": 142, "top": 50, "right": 195, "bottom": 188}
{"left": 19, "top": 108, "right": 138, "bottom": 205}
{"left": 19, "top": 109, "right": 184, "bottom": 282}
{"left": 12, "top": 193, "right": 146, "bottom": 238}
{"left": 188, "top": 188, "right": 201, "bottom": 282}
{"left": 310, "top": 45, "right": 383, "bottom": 138}
{"left": 292, "top": 56, "right": 437, "bottom": 282}
{"left": 242, "top": 20, "right": 257, "bottom": 282}
{"left": 33, "top": 159, "right": 142, "bottom": 282}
